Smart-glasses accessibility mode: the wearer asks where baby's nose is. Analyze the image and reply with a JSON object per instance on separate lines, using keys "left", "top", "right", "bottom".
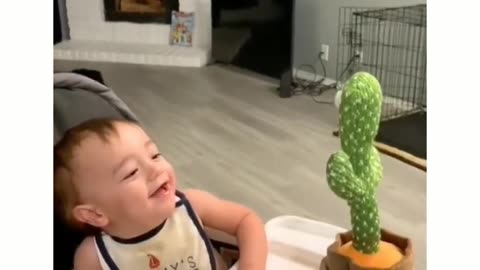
{"left": 149, "top": 168, "right": 166, "bottom": 182}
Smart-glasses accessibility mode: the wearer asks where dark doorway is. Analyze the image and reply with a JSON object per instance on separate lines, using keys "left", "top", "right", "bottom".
{"left": 54, "top": 0, "right": 62, "bottom": 44}
{"left": 212, "top": 0, "right": 293, "bottom": 79}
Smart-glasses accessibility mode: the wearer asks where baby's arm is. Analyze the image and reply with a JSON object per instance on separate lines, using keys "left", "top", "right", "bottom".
{"left": 73, "top": 236, "right": 103, "bottom": 270}
{"left": 185, "top": 189, "right": 268, "bottom": 270}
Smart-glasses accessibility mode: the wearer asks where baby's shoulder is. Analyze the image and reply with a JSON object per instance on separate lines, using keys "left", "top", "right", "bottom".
{"left": 73, "top": 236, "right": 103, "bottom": 270}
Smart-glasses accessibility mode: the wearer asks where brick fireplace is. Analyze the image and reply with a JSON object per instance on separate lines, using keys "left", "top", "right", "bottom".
{"left": 54, "top": 0, "right": 212, "bottom": 67}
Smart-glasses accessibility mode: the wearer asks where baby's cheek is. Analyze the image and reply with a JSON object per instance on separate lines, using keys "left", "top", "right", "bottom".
{"left": 133, "top": 184, "right": 150, "bottom": 199}
{"left": 119, "top": 184, "right": 147, "bottom": 204}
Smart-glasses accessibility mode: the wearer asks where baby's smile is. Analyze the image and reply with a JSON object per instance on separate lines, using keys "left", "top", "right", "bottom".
{"left": 149, "top": 178, "right": 174, "bottom": 199}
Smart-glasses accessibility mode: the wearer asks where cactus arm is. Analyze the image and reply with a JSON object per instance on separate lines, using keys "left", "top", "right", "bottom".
{"left": 326, "top": 151, "right": 366, "bottom": 201}
{"left": 327, "top": 150, "right": 381, "bottom": 254}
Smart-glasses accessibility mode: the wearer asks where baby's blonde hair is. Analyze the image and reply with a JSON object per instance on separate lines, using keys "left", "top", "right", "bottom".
{"left": 54, "top": 118, "right": 135, "bottom": 233}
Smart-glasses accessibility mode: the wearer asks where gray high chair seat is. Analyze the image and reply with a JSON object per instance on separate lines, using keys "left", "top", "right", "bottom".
{"left": 54, "top": 72, "right": 139, "bottom": 145}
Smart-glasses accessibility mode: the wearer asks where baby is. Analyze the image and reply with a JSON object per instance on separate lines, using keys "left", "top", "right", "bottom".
{"left": 54, "top": 118, "right": 268, "bottom": 270}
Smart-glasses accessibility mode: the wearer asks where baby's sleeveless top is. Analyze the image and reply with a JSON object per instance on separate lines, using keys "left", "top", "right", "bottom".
{"left": 94, "top": 190, "right": 217, "bottom": 270}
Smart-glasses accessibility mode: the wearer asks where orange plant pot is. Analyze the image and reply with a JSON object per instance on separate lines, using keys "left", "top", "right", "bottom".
{"left": 320, "top": 229, "right": 414, "bottom": 270}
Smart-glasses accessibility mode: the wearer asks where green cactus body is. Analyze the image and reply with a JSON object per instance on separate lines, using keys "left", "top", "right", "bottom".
{"left": 327, "top": 72, "right": 383, "bottom": 254}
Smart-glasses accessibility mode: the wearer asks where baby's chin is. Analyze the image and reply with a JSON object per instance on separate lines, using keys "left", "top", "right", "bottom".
{"left": 152, "top": 196, "right": 177, "bottom": 221}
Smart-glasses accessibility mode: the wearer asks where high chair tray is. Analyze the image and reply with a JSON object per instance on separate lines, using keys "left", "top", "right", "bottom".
{"left": 229, "top": 215, "right": 346, "bottom": 270}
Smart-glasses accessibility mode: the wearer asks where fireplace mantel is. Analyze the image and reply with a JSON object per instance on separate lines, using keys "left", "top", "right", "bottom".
{"left": 54, "top": 0, "right": 212, "bottom": 67}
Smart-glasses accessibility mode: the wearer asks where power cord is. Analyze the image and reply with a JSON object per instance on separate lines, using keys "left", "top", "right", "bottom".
{"left": 337, "top": 55, "right": 359, "bottom": 85}
{"left": 291, "top": 53, "right": 334, "bottom": 103}
{"left": 291, "top": 53, "right": 360, "bottom": 105}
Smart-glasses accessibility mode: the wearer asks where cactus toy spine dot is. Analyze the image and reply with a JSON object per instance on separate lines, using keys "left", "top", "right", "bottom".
{"left": 326, "top": 72, "right": 383, "bottom": 254}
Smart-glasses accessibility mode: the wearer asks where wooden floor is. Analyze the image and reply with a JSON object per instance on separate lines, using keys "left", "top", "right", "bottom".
{"left": 55, "top": 61, "right": 426, "bottom": 270}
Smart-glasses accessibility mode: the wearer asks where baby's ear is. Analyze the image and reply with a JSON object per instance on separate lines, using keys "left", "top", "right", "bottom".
{"left": 72, "top": 204, "right": 109, "bottom": 228}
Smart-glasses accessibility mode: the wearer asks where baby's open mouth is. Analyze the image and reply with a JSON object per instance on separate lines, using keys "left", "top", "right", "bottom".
{"left": 149, "top": 180, "right": 171, "bottom": 198}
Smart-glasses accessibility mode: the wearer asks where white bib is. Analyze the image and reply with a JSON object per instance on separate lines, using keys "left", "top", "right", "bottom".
{"left": 94, "top": 191, "right": 216, "bottom": 270}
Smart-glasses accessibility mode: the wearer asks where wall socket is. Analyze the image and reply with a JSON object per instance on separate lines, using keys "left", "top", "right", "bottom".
{"left": 320, "top": 44, "right": 329, "bottom": 61}
{"left": 355, "top": 49, "right": 363, "bottom": 63}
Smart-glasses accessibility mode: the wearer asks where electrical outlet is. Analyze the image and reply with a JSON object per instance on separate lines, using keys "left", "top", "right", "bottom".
{"left": 355, "top": 49, "right": 363, "bottom": 63}
{"left": 321, "top": 44, "right": 329, "bottom": 61}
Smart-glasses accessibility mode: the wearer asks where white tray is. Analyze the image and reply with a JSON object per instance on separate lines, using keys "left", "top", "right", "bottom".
{"left": 229, "top": 215, "right": 346, "bottom": 270}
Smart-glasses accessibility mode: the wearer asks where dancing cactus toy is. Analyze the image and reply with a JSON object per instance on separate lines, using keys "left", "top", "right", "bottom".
{"left": 322, "top": 72, "right": 412, "bottom": 270}
{"left": 327, "top": 71, "right": 383, "bottom": 254}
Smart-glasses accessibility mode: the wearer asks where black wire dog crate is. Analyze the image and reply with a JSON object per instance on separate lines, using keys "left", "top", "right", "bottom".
{"left": 336, "top": 4, "right": 426, "bottom": 120}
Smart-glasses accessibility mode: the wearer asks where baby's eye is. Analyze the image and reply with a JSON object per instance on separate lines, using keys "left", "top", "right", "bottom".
{"left": 152, "top": 153, "right": 162, "bottom": 160}
{"left": 123, "top": 169, "right": 138, "bottom": 180}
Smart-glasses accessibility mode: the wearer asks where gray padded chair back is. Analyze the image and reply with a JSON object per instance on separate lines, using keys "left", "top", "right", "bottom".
{"left": 54, "top": 72, "right": 139, "bottom": 145}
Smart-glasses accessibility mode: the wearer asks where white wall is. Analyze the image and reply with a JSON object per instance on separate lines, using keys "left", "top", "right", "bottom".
{"left": 292, "top": 0, "right": 426, "bottom": 81}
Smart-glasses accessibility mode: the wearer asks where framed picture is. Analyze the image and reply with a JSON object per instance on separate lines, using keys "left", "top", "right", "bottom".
{"left": 170, "top": 11, "right": 194, "bottom": 47}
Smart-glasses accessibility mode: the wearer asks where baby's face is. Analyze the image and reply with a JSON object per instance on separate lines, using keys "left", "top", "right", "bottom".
{"left": 70, "top": 122, "right": 177, "bottom": 230}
